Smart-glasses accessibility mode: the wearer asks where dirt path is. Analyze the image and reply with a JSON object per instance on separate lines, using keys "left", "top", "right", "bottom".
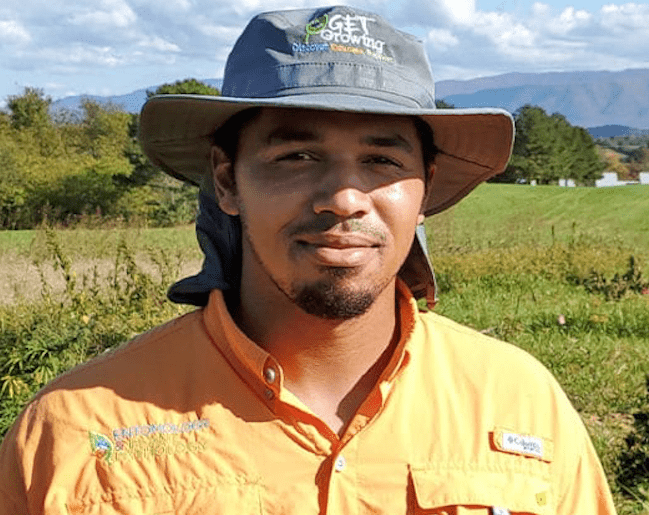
{"left": 1, "top": 253, "right": 203, "bottom": 305}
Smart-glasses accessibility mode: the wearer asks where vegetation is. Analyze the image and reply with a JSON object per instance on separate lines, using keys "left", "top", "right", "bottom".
{"left": 0, "top": 84, "right": 614, "bottom": 228}
{"left": 0, "top": 184, "right": 648, "bottom": 513}
{"left": 0, "top": 79, "right": 222, "bottom": 230}
{"left": 498, "top": 105, "right": 606, "bottom": 185}
{"left": 146, "top": 78, "right": 221, "bottom": 98}
{"left": 596, "top": 137, "right": 649, "bottom": 181}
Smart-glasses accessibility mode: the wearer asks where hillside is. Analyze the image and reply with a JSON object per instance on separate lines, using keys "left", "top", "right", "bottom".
{"left": 441, "top": 74, "right": 649, "bottom": 129}
{"left": 51, "top": 69, "right": 649, "bottom": 130}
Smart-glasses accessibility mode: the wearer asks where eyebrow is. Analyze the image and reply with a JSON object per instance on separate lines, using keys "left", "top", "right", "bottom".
{"left": 266, "top": 127, "right": 322, "bottom": 145}
{"left": 265, "top": 127, "right": 414, "bottom": 153}
{"left": 362, "top": 135, "right": 414, "bottom": 153}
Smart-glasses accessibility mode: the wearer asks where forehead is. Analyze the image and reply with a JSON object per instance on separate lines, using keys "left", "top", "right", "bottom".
{"left": 241, "top": 107, "right": 420, "bottom": 142}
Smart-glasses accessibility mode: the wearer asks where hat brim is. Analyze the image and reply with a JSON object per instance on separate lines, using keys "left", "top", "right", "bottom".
{"left": 139, "top": 93, "right": 514, "bottom": 217}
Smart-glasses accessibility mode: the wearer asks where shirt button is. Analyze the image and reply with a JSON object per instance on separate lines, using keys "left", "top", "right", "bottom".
{"left": 334, "top": 455, "right": 346, "bottom": 472}
{"left": 264, "top": 388, "right": 274, "bottom": 400}
{"left": 264, "top": 367, "right": 277, "bottom": 384}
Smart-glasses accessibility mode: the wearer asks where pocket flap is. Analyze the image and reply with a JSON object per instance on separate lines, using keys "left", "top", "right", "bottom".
{"left": 410, "top": 466, "right": 551, "bottom": 514}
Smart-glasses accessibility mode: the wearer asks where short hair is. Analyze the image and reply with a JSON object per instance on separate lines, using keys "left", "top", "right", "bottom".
{"left": 211, "top": 107, "right": 262, "bottom": 162}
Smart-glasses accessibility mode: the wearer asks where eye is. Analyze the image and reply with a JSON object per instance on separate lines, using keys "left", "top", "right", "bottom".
{"left": 276, "top": 151, "right": 316, "bottom": 162}
{"left": 365, "top": 155, "right": 402, "bottom": 167}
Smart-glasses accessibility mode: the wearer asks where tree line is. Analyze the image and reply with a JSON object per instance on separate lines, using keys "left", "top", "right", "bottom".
{"left": 494, "top": 105, "right": 605, "bottom": 185}
{"left": 0, "top": 79, "right": 218, "bottom": 230}
{"left": 0, "top": 82, "right": 607, "bottom": 230}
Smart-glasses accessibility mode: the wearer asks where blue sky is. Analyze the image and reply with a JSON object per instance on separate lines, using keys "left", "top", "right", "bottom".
{"left": 477, "top": 0, "right": 609, "bottom": 12}
{"left": 1, "top": 0, "right": 648, "bottom": 106}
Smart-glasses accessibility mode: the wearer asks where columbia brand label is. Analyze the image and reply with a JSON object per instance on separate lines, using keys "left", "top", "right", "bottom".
{"left": 492, "top": 508, "right": 511, "bottom": 515}
{"left": 493, "top": 428, "right": 553, "bottom": 462}
{"left": 501, "top": 431, "right": 543, "bottom": 458}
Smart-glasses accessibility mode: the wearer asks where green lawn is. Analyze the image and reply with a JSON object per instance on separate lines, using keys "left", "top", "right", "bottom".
{"left": 427, "top": 183, "right": 649, "bottom": 251}
{"left": 0, "top": 225, "right": 202, "bottom": 260}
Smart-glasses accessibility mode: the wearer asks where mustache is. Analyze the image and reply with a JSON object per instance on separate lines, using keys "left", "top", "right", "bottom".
{"left": 288, "top": 216, "right": 387, "bottom": 244}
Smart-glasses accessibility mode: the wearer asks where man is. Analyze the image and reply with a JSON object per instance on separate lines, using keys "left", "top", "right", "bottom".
{"left": 0, "top": 5, "right": 616, "bottom": 514}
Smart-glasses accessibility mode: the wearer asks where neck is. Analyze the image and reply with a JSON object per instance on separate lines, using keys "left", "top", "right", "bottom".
{"left": 234, "top": 274, "right": 400, "bottom": 434}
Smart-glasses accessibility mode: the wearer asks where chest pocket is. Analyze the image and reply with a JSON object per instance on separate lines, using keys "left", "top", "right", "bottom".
{"left": 410, "top": 467, "right": 551, "bottom": 515}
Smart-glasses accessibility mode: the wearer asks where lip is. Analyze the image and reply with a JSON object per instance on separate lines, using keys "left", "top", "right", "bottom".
{"left": 295, "top": 233, "right": 381, "bottom": 267}
{"left": 297, "top": 233, "right": 380, "bottom": 248}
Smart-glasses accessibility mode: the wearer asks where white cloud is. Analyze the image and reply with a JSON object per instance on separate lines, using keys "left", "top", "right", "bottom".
{"left": 553, "top": 7, "right": 592, "bottom": 34}
{"left": 600, "top": 3, "right": 649, "bottom": 32}
{"left": 473, "top": 11, "right": 537, "bottom": 51}
{"left": 195, "top": 23, "right": 243, "bottom": 43}
{"left": 69, "top": 0, "right": 137, "bottom": 29}
{"left": 228, "top": 0, "right": 311, "bottom": 17}
{"left": 137, "top": 36, "right": 180, "bottom": 52}
{"left": 531, "top": 2, "right": 551, "bottom": 18}
{"left": 2, "top": 0, "right": 649, "bottom": 104}
{"left": 426, "top": 28, "right": 459, "bottom": 51}
{"left": 0, "top": 19, "right": 31, "bottom": 44}
{"left": 437, "top": 0, "right": 476, "bottom": 25}
{"left": 60, "top": 45, "right": 124, "bottom": 67}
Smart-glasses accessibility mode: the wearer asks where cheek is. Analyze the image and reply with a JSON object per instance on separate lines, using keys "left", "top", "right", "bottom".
{"left": 236, "top": 168, "right": 294, "bottom": 219}
{"left": 380, "top": 179, "right": 426, "bottom": 221}
{"left": 235, "top": 175, "right": 306, "bottom": 247}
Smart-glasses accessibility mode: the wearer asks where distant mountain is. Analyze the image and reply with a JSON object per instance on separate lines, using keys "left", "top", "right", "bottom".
{"left": 52, "top": 70, "right": 649, "bottom": 130}
{"left": 587, "top": 125, "right": 649, "bottom": 138}
{"left": 52, "top": 79, "right": 223, "bottom": 114}
{"left": 437, "top": 69, "right": 649, "bottom": 129}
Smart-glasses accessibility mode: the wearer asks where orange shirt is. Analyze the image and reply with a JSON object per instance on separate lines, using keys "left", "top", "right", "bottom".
{"left": 0, "top": 280, "right": 616, "bottom": 514}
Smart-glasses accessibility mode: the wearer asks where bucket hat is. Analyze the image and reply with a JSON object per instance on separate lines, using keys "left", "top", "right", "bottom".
{"left": 138, "top": 5, "right": 515, "bottom": 308}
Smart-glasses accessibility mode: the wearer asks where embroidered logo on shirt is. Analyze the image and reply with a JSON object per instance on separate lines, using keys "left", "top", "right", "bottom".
{"left": 492, "top": 427, "right": 553, "bottom": 462}
{"left": 89, "top": 431, "right": 115, "bottom": 462}
{"left": 89, "top": 419, "right": 210, "bottom": 465}
{"left": 112, "top": 418, "right": 210, "bottom": 441}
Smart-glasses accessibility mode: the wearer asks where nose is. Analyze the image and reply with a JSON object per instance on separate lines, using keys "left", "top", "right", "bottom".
{"left": 311, "top": 162, "right": 372, "bottom": 218}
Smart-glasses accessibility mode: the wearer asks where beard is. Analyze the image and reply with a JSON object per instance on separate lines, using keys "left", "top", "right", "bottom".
{"left": 291, "top": 270, "right": 380, "bottom": 320}
{"left": 241, "top": 218, "right": 389, "bottom": 320}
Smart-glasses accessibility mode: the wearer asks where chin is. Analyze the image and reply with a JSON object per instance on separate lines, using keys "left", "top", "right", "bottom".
{"left": 290, "top": 275, "right": 387, "bottom": 320}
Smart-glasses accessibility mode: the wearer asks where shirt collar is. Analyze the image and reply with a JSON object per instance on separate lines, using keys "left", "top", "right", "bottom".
{"left": 202, "top": 278, "right": 419, "bottom": 409}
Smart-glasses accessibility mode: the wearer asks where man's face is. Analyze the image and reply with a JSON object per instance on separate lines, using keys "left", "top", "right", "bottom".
{"left": 214, "top": 108, "right": 432, "bottom": 319}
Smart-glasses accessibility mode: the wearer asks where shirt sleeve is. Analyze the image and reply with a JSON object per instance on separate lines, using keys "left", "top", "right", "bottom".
{"left": 556, "top": 409, "right": 618, "bottom": 515}
{"left": 0, "top": 417, "right": 31, "bottom": 514}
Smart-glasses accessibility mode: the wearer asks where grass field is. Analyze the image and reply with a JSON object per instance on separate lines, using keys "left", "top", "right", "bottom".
{"left": 1, "top": 183, "right": 649, "bottom": 512}
{"left": 427, "top": 183, "right": 649, "bottom": 251}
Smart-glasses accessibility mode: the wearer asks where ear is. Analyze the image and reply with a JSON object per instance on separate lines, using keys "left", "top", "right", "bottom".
{"left": 212, "top": 146, "right": 239, "bottom": 216}
{"left": 418, "top": 163, "right": 436, "bottom": 224}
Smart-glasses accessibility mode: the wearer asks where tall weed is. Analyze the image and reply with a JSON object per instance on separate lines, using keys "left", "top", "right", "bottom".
{"left": 0, "top": 228, "right": 190, "bottom": 435}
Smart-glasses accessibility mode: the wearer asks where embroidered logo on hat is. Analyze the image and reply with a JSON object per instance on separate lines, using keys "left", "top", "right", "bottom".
{"left": 304, "top": 14, "right": 328, "bottom": 43}
{"left": 294, "top": 9, "right": 392, "bottom": 62}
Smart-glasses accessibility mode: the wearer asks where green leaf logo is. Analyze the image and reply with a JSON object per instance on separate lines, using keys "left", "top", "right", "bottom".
{"left": 305, "top": 14, "right": 328, "bottom": 43}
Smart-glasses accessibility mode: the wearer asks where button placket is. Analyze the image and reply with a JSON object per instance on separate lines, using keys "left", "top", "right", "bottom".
{"left": 264, "top": 366, "right": 277, "bottom": 384}
{"left": 261, "top": 359, "right": 280, "bottom": 402}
